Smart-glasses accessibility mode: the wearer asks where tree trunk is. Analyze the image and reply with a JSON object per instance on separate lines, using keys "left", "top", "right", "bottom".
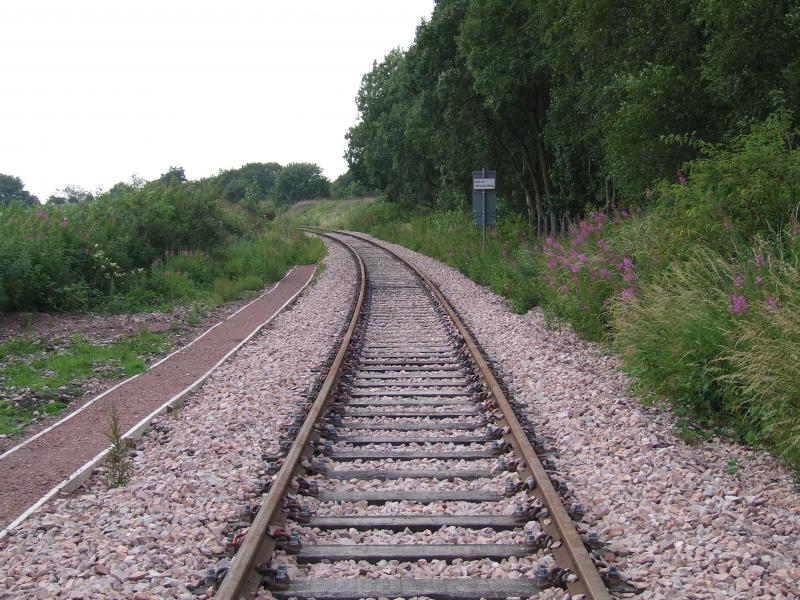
{"left": 523, "top": 155, "right": 546, "bottom": 236}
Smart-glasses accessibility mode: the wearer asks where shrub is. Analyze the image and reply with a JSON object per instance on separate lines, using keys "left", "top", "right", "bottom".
{"left": 657, "top": 106, "right": 800, "bottom": 245}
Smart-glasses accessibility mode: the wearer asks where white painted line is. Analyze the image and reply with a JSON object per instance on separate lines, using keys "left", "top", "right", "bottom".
{"left": 0, "top": 265, "right": 317, "bottom": 539}
{"left": 0, "top": 267, "right": 299, "bottom": 462}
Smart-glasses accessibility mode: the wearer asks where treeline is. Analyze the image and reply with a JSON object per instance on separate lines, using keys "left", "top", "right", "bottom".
{"left": 346, "top": 0, "right": 800, "bottom": 234}
{"left": 1, "top": 161, "right": 331, "bottom": 209}
{"left": 0, "top": 164, "right": 326, "bottom": 314}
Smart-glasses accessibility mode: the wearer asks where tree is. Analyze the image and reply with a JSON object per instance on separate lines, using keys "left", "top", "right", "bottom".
{"left": 218, "top": 162, "right": 283, "bottom": 202}
{"left": 157, "top": 166, "right": 187, "bottom": 186}
{"left": 47, "top": 185, "right": 94, "bottom": 205}
{"left": 272, "top": 163, "right": 330, "bottom": 205}
{"left": 0, "top": 174, "right": 39, "bottom": 206}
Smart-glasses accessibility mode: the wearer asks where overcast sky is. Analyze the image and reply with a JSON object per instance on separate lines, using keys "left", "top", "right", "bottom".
{"left": 0, "top": 0, "right": 434, "bottom": 200}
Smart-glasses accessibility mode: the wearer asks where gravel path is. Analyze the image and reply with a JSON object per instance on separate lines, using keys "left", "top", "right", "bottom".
{"left": 353, "top": 233, "right": 800, "bottom": 600}
{"left": 0, "top": 241, "right": 355, "bottom": 599}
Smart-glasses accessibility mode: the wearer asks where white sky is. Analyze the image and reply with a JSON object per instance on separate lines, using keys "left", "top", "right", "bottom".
{"left": 0, "top": 0, "right": 434, "bottom": 200}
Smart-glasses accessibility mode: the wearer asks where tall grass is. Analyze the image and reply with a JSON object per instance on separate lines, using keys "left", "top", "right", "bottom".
{"left": 725, "top": 259, "right": 800, "bottom": 465}
{"left": 609, "top": 249, "right": 739, "bottom": 425}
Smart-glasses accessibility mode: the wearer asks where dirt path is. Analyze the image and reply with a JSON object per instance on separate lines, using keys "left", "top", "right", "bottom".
{"left": 0, "top": 264, "right": 316, "bottom": 530}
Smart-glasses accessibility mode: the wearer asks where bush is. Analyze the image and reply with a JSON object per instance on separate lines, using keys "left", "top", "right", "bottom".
{"left": 0, "top": 181, "right": 324, "bottom": 315}
{"left": 657, "top": 106, "right": 800, "bottom": 245}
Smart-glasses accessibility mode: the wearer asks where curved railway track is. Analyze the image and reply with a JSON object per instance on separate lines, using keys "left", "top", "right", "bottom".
{"left": 213, "top": 231, "right": 613, "bottom": 600}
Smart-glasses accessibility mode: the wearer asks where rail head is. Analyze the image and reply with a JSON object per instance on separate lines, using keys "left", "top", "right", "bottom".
{"left": 333, "top": 230, "right": 610, "bottom": 600}
{"left": 215, "top": 232, "right": 367, "bottom": 600}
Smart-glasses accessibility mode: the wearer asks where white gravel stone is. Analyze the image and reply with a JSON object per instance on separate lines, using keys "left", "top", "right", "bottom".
{"left": 353, "top": 233, "right": 800, "bottom": 599}
{"left": 0, "top": 241, "right": 356, "bottom": 599}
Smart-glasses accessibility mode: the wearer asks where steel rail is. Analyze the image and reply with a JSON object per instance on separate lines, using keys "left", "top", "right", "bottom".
{"left": 218, "top": 227, "right": 609, "bottom": 599}
{"left": 215, "top": 233, "right": 366, "bottom": 600}
{"left": 334, "top": 230, "right": 610, "bottom": 600}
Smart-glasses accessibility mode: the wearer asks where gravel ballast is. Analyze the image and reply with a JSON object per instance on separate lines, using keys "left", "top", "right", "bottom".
{"left": 2, "top": 231, "right": 798, "bottom": 599}
{"left": 353, "top": 233, "right": 800, "bottom": 600}
{"left": 0, "top": 241, "right": 355, "bottom": 599}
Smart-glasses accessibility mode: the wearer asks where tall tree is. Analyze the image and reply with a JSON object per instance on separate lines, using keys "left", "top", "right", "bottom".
{"left": 272, "top": 163, "right": 330, "bottom": 205}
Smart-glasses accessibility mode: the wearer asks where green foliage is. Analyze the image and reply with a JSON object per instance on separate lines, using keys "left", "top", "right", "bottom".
{"left": 0, "top": 167, "right": 325, "bottom": 315}
{"left": 1, "top": 330, "right": 169, "bottom": 391}
{"left": 330, "top": 171, "right": 374, "bottom": 200}
{"left": 47, "top": 185, "right": 95, "bottom": 205}
{"left": 725, "top": 254, "right": 800, "bottom": 466}
{"left": 281, "top": 199, "right": 541, "bottom": 314}
{"left": 609, "top": 249, "right": 739, "bottom": 424}
{"left": 0, "top": 330, "right": 169, "bottom": 435}
{"left": 0, "top": 174, "right": 39, "bottom": 207}
{"left": 659, "top": 105, "right": 800, "bottom": 243}
{"left": 272, "top": 163, "right": 330, "bottom": 206}
{"left": 218, "top": 162, "right": 282, "bottom": 203}
{"left": 345, "top": 0, "right": 800, "bottom": 226}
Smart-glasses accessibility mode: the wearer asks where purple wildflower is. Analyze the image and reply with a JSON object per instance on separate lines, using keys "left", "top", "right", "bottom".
{"left": 623, "top": 271, "right": 636, "bottom": 283}
{"left": 766, "top": 296, "right": 777, "bottom": 311}
{"left": 755, "top": 253, "right": 766, "bottom": 269}
{"left": 597, "top": 239, "right": 609, "bottom": 253}
{"left": 733, "top": 274, "right": 744, "bottom": 288}
{"left": 547, "top": 259, "right": 558, "bottom": 270}
{"left": 617, "top": 256, "right": 634, "bottom": 272}
{"left": 600, "top": 268, "right": 611, "bottom": 279}
{"left": 577, "top": 254, "right": 587, "bottom": 264}
{"left": 678, "top": 174, "right": 687, "bottom": 186}
{"left": 545, "top": 237, "right": 561, "bottom": 250}
{"left": 729, "top": 295, "right": 749, "bottom": 317}
{"left": 621, "top": 287, "right": 635, "bottom": 300}
{"left": 571, "top": 264, "right": 581, "bottom": 274}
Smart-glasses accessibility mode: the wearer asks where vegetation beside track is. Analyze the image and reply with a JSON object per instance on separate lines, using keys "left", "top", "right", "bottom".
{"left": 0, "top": 164, "right": 326, "bottom": 438}
{"left": 0, "top": 167, "right": 325, "bottom": 316}
{"left": 305, "top": 0, "right": 800, "bottom": 475}
{"left": 280, "top": 122, "right": 800, "bottom": 473}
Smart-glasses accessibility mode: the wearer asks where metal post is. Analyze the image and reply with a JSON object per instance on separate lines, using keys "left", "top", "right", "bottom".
{"left": 481, "top": 168, "right": 487, "bottom": 255}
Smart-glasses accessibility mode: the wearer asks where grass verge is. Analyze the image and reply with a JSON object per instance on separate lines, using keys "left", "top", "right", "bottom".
{"left": 0, "top": 330, "right": 169, "bottom": 436}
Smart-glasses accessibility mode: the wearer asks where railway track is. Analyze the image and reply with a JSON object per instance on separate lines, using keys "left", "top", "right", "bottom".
{"left": 213, "top": 231, "right": 614, "bottom": 600}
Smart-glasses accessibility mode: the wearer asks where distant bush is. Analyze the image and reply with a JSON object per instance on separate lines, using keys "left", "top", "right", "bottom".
{"left": 0, "top": 175, "right": 324, "bottom": 314}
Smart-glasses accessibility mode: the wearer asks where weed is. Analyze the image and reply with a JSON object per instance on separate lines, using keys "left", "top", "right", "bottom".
{"left": 0, "top": 330, "right": 169, "bottom": 436}
{"left": 727, "top": 458, "right": 739, "bottom": 475}
{"left": 106, "top": 404, "right": 131, "bottom": 487}
{"left": 186, "top": 302, "right": 208, "bottom": 326}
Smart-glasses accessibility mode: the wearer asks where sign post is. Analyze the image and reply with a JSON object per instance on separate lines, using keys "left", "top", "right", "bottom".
{"left": 472, "top": 169, "right": 496, "bottom": 255}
